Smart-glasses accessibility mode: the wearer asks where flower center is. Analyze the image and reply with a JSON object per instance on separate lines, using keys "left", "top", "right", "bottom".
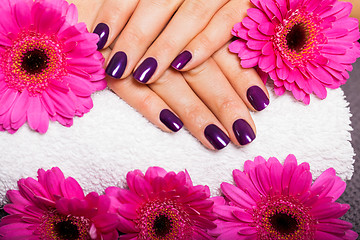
{"left": 1, "top": 30, "right": 67, "bottom": 96}
{"left": 53, "top": 220, "right": 80, "bottom": 240}
{"left": 153, "top": 214, "right": 173, "bottom": 237}
{"left": 21, "top": 49, "right": 49, "bottom": 74}
{"left": 273, "top": 8, "right": 325, "bottom": 67}
{"left": 251, "top": 195, "right": 316, "bottom": 240}
{"left": 269, "top": 213, "right": 299, "bottom": 235}
{"left": 286, "top": 23, "right": 308, "bottom": 53}
{"left": 38, "top": 209, "right": 90, "bottom": 240}
{"left": 137, "top": 199, "right": 193, "bottom": 240}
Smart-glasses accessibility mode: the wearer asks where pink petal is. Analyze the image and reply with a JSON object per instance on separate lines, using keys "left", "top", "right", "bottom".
{"left": 14, "top": 1, "right": 32, "bottom": 28}
{"left": 311, "top": 202, "right": 349, "bottom": 219}
{"left": 133, "top": 174, "right": 152, "bottom": 199}
{"left": 267, "top": 157, "right": 283, "bottom": 195}
{"left": 10, "top": 89, "right": 29, "bottom": 124}
{"left": 247, "top": 8, "right": 269, "bottom": 23}
{"left": 274, "top": 86, "right": 286, "bottom": 96}
{"left": 117, "top": 204, "right": 138, "bottom": 220}
{"left": 314, "top": 230, "right": 345, "bottom": 240}
{"left": 221, "top": 182, "right": 256, "bottom": 209}
{"left": 27, "top": 97, "right": 43, "bottom": 131}
{"left": 258, "top": 54, "right": 276, "bottom": 72}
{"left": 232, "top": 169, "right": 261, "bottom": 202}
{"left": 309, "top": 78, "right": 327, "bottom": 99}
{"left": 255, "top": 163, "right": 271, "bottom": 194}
{"left": 241, "top": 17, "right": 258, "bottom": 29}
{"left": 281, "top": 154, "right": 298, "bottom": 194}
{"left": 241, "top": 57, "right": 259, "bottom": 68}
{"left": 247, "top": 39, "right": 267, "bottom": 50}
{"left": 64, "top": 75, "right": 93, "bottom": 97}
{"left": 229, "top": 40, "right": 247, "bottom": 54}
{"left": 307, "top": 62, "right": 334, "bottom": 84}
{"left": 47, "top": 88, "right": 76, "bottom": 118}
{"left": 248, "top": 29, "right": 270, "bottom": 41}
{"left": 61, "top": 177, "right": 85, "bottom": 199}
{"left": 92, "top": 213, "right": 119, "bottom": 232}
{"left": 265, "top": 0, "right": 282, "bottom": 21}
{"left": 0, "top": 89, "right": 18, "bottom": 116}
{"left": 262, "top": 42, "right": 274, "bottom": 55}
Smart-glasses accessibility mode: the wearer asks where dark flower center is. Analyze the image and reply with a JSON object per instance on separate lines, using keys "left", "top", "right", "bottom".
{"left": 269, "top": 213, "right": 299, "bottom": 235}
{"left": 286, "top": 23, "right": 308, "bottom": 52}
{"left": 153, "top": 213, "right": 173, "bottom": 237}
{"left": 21, "top": 49, "right": 49, "bottom": 74}
{"left": 53, "top": 220, "right": 80, "bottom": 240}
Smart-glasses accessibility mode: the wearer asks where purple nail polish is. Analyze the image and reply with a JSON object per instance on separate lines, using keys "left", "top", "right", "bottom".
{"left": 233, "top": 119, "right": 256, "bottom": 145}
{"left": 171, "top": 51, "right": 192, "bottom": 70}
{"left": 93, "top": 23, "right": 109, "bottom": 50}
{"left": 133, "top": 57, "right": 157, "bottom": 84}
{"left": 247, "top": 86, "right": 269, "bottom": 111}
{"left": 106, "top": 51, "right": 127, "bottom": 79}
{"left": 160, "top": 109, "right": 183, "bottom": 132}
{"left": 204, "top": 124, "right": 230, "bottom": 150}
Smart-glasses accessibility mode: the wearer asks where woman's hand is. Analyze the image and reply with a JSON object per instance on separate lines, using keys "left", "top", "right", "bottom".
{"left": 69, "top": 0, "right": 270, "bottom": 150}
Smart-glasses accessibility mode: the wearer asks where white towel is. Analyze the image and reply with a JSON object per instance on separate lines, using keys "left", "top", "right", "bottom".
{"left": 0, "top": 86, "right": 355, "bottom": 205}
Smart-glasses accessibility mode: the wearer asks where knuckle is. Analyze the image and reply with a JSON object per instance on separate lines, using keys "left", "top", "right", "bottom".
{"left": 183, "top": 0, "right": 210, "bottom": 21}
{"left": 218, "top": 7, "right": 239, "bottom": 26}
{"left": 216, "top": 97, "right": 238, "bottom": 115}
{"left": 182, "top": 104, "right": 206, "bottom": 127}
{"left": 154, "top": 37, "right": 178, "bottom": 57}
{"left": 150, "top": 0, "right": 179, "bottom": 8}
{"left": 184, "top": 62, "right": 208, "bottom": 81}
{"left": 138, "top": 92, "right": 155, "bottom": 111}
{"left": 121, "top": 28, "right": 143, "bottom": 46}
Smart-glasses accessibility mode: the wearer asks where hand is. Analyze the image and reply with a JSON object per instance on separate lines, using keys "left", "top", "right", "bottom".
{"left": 91, "top": 0, "right": 253, "bottom": 85}
{"left": 69, "top": 0, "right": 270, "bottom": 150}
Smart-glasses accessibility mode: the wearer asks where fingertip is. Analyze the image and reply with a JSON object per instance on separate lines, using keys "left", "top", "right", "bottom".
{"left": 93, "top": 23, "right": 110, "bottom": 50}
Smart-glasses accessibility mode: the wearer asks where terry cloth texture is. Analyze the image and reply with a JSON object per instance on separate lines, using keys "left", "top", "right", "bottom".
{"left": 339, "top": 59, "right": 360, "bottom": 234}
{"left": 0, "top": 78, "right": 355, "bottom": 209}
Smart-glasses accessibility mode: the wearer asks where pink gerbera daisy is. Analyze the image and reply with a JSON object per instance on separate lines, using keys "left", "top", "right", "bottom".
{"left": 0, "top": 167, "right": 119, "bottom": 239}
{"left": 0, "top": 0, "right": 106, "bottom": 133}
{"left": 210, "top": 155, "right": 358, "bottom": 239}
{"left": 230, "top": 0, "right": 360, "bottom": 104}
{"left": 105, "top": 167, "right": 217, "bottom": 239}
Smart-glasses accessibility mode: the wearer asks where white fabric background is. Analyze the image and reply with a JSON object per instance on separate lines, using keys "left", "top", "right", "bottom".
{"left": 0, "top": 86, "right": 355, "bottom": 205}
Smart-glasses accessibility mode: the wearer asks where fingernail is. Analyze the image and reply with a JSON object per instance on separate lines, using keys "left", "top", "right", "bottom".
{"left": 171, "top": 51, "right": 192, "bottom": 70}
{"left": 160, "top": 109, "right": 183, "bottom": 132}
{"left": 247, "top": 86, "right": 269, "bottom": 111}
{"left": 93, "top": 23, "right": 109, "bottom": 50}
{"left": 133, "top": 57, "right": 157, "bottom": 84}
{"left": 233, "top": 119, "right": 256, "bottom": 145}
{"left": 106, "top": 51, "right": 127, "bottom": 79}
{"left": 204, "top": 124, "right": 230, "bottom": 150}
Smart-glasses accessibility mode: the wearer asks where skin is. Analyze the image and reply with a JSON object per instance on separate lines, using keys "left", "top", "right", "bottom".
{"left": 69, "top": 0, "right": 360, "bottom": 150}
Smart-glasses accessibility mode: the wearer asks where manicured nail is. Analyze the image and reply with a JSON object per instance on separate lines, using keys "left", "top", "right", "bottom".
{"left": 204, "top": 124, "right": 230, "bottom": 150}
{"left": 93, "top": 23, "right": 109, "bottom": 50}
{"left": 106, "top": 51, "right": 127, "bottom": 79}
{"left": 233, "top": 119, "right": 256, "bottom": 145}
{"left": 133, "top": 57, "right": 157, "bottom": 84}
{"left": 171, "top": 51, "right": 192, "bottom": 70}
{"left": 247, "top": 86, "right": 269, "bottom": 111}
{"left": 159, "top": 109, "right": 183, "bottom": 132}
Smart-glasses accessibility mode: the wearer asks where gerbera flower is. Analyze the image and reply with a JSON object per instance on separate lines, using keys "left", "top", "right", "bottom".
{"left": 210, "top": 155, "right": 358, "bottom": 239}
{"left": 105, "top": 167, "right": 217, "bottom": 239}
{"left": 0, "top": 167, "right": 119, "bottom": 239}
{"left": 230, "top": 0, "right": 360, "bottom": 104}
{"left": 0, "top": 0, "right": 106, "bottom": 133}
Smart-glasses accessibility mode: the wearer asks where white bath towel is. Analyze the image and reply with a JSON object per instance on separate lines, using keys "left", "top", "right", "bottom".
{"left": 0, "top": 86, "right": 355, "bottom": 205}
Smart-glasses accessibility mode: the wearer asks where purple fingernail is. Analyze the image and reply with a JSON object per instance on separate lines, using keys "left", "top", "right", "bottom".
{"left": 204, "top": 124, "right": 230, "bottom": 150}
{"left": 171, "top": 51, "right": 192, "bottom": 70}
{"left": 247, "top": 86, "right": 269, "bottom": 111}
{"left": 133, "top": 57, "right": 158, "bottom": 84}
{"left": 160, "top": 109, "right": 183, "bottom": 132}
{"left": 106, "top": 51, "right": 127, "bottom": 79}
{"left": 233, "top": 119, "right": 256, "bottom": 145}
{"left": 93, "top": 23, "right": 109, "bottom": 50}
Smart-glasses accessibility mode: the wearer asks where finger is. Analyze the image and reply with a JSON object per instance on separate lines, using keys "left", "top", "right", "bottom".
{"left": 132, "top": 0, "right": 230, "bottom": 84}
{"left": 102, "top": 49, "right": 183, "bottom": 133}
{"left": 176, "top": 0, "right": 251, "bottom": 71}
{"left": 150, "top": 69, "right": 230, "bottom": 150}
{"left": 105, "top": 0, "right": 184, "bottom": 80}
{"left": 92, "top": 0, "right": 139, "bottom": 50}
{"left": 182, "top": 58, "right": 257, "bottom": 146}
{"left": 213, "top": 42, "right": 270, "bottom": 112}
